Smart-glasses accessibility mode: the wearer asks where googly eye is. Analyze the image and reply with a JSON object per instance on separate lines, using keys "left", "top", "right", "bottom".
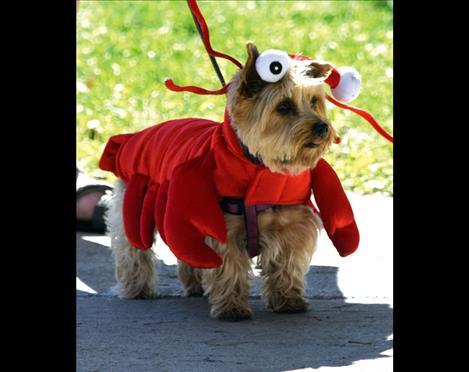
{"left": 255, "top": 49, "right": 290, "bottom": 83}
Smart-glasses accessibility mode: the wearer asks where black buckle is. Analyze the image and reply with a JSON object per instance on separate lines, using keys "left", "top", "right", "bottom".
{"left": 220, "top": 197, "right": 245, "bottom": 215}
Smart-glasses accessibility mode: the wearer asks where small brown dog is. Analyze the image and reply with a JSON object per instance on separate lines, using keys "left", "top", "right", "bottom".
{"left": 106, "top": 42, "right": 336, "bottom": 320}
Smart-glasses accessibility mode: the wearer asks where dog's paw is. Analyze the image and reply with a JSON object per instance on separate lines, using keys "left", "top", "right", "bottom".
{"left": 134, "top": 289, "right": 158, "bottom": 300}
{"left": 211, "top": 306, "right": 254, "bottom": 321}
{"left": 271, "top": 298, "right": 309, "bottom": 314}
{"left": 114, "top": 283, "right": 158, "bottom": 300}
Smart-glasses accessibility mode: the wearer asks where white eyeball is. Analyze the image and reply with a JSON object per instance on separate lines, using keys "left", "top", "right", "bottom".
{"left": 255, "top": 49, "right": 290, "bottom": 83}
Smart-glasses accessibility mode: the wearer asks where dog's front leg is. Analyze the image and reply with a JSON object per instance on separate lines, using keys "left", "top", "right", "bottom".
{"left": 259, "top": 205, "right": 319, "bottom": 313}
{"left": 202, "top": 215, "right": 253, "bottom": 321}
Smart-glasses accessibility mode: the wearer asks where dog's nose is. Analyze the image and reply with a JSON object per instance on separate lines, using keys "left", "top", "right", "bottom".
{"left": 312, "top": 121, "right": 328, "bottom": 137}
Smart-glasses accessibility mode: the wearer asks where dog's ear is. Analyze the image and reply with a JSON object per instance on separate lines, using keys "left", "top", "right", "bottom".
{"left": 305, "top": 61, "right": 334, "bottom": 79}
{"left": 239, "top": 42, "right": 268, "bottom": 97}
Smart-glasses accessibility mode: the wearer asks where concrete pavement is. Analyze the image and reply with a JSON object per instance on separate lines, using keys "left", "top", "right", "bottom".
{"left": 77, "top": 192, "right": 393, "bottom": 371}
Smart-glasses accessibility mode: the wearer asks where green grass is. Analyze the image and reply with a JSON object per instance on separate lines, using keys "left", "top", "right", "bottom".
{"left": 77, "top": 0, "right": 393, "bottom": 195}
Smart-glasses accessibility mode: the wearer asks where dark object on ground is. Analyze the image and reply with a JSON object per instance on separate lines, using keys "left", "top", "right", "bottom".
{"left": 76, "top": 168, "right": 113, "bottom": 233}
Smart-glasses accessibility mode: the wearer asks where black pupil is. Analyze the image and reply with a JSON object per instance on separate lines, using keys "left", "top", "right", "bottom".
{"left": 270, "top": 61, "right": 282, "bottom": 75}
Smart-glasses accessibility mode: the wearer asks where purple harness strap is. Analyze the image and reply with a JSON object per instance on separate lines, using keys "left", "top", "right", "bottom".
{"left": 220, "top": 198, "right": 274, "bottom": 258}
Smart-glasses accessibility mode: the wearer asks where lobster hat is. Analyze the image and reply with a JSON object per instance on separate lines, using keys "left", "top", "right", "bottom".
{"left": 165, "top": 0, "right": 393, "bottom": 144}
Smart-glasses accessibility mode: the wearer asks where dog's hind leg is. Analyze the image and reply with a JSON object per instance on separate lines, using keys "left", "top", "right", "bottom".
{"left": 177, "top": 260, "right": 204, "bottom": 296}
{"left": 106, "top": 179, "right": 158, "bottom": 299}
{"left": 259, "top": 205, "right": 319, "bottom": 313}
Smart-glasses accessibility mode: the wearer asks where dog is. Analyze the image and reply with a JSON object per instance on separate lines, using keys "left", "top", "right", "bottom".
{"left": 103, "top": 42, "right": 342, "bottom": 321}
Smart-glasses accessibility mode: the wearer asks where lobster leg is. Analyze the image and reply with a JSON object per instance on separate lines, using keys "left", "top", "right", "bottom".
{"left": 311, "top": 159, "right": 359, "bottom": 257}
{"left": 164, "top": 153, "right": 227, "bottom": 268}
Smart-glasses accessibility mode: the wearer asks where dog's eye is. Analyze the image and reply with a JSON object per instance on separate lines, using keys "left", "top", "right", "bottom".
{"left": 277, "top": 99, "right": 296, "bottom": 114}
{"left": 255, "top": 49, "right": 290, "bottom": 83}
{"left": 311, "top": 96, "right": 318, "bottom": 109}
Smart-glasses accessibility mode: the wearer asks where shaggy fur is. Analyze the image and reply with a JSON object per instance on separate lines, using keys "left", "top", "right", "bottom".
{"left": 106, "top": 179, "right": 158, "bottom": 299}
{"left": 106, "top": 42, "right": 334, "bottom": 320}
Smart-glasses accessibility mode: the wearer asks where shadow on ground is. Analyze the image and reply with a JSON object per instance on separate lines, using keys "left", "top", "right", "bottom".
{"left": 77, "top": 234, "right": 392, "bottom": 372}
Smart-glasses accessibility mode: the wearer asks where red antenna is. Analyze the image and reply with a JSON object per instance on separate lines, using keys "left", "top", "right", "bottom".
{"left": 166, "top": 0, "right": 393, "bottom": 145}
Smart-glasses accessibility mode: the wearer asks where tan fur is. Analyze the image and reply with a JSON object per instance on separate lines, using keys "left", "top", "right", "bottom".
{"left": 257, "top": 205, "right": 318, "bottom": 312}
{"left": 177, "top": 260, "right": 203, "bottom": 297}
{"left": 106, "top": 42, "right": 334, "bottom": 320}
{"left": 202, "top": 214, "right": 254, "bottom": 320}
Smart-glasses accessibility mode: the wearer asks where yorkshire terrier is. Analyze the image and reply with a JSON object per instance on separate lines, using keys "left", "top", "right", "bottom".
{"left": 105, "top": 42, "right": 336, "bottom": 321}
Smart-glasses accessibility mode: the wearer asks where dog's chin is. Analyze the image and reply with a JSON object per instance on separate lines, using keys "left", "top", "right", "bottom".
{"left": 304, "top": 142, "right": 320, "bottom": 149}
{"left": 269, "top": 152, "right": 324, "bottom": 175}
{"left": 254, "top": 136, "right": 333, "bottom": 175}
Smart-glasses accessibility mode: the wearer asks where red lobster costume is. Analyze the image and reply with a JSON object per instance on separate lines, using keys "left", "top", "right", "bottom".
{"left": 99, "top": 0, "right": 393, "bottom": 269}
